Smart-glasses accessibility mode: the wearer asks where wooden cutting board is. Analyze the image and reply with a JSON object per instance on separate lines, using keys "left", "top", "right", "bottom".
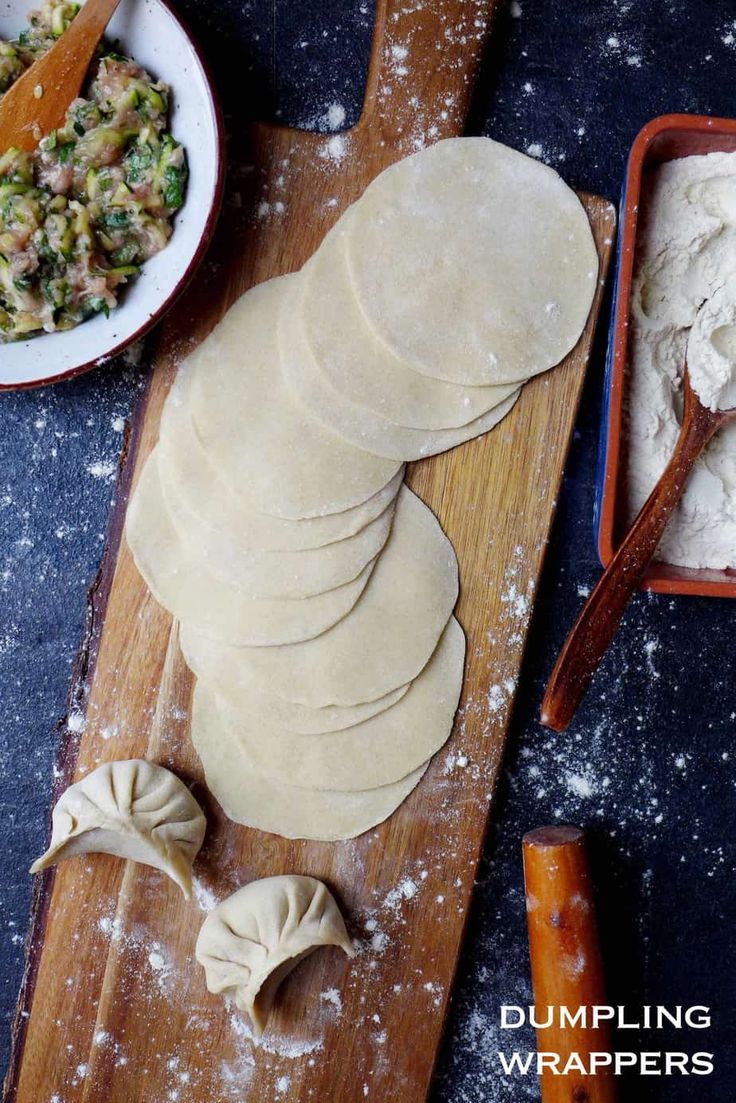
{"left": 5, "top": 2, "right": 615, "bottom": 1100}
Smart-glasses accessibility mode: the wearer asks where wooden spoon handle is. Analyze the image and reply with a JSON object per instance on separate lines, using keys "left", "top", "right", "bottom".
{"left": 541, "top": 397, "right": 719, "bottom": 732}
{"left": 0, "top": 0, "right": 123, "bottom": 151}
{"left": 523, "top": 826, "right": 617, "bottom": 1103}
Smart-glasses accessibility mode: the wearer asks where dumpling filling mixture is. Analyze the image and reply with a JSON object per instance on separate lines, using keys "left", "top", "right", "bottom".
{"left": 0, "top": 0, "right": 187, "bottom": 340}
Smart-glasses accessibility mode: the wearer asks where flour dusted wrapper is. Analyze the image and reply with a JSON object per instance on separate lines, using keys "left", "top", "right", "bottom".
{"left": 191, "top": 682, "right": 430, "bottom": 840}
{"left": 345, "top": 136, "right": 599, "bottom": 386}
{"left": 179, "top": 485, "right": 459, "bottom": 709}
{"left": 126, "top": 454, "right": 377, "bottom": 646}
{"left": 185, "top": 275, "right": 400, "bottom": 518}
{"left": 210, "top": 617, "right": 465, "bottom": 790}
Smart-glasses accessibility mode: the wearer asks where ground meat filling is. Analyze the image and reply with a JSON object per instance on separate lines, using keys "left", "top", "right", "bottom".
{"left": 0, "top": 0, "right": 187, "bottom": 340}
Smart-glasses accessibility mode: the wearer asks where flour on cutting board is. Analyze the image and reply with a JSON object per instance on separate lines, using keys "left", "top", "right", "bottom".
{"left": 627, "top": 150, "right": 736, "bottom": 568}
{"left": 248, "top": 4, "right": 475, "bottom": 223}
{"left": 34, "top": 531, "right": 537, "bottom": 1102}
{"left": 30, "top": 759, "right": 455, "bottom": 1098}
{"left": 12, "top": 7, "right": 599, "bottom": 1096}
{"left": 21, "top": 139, "right": 572, "bottom": 1095}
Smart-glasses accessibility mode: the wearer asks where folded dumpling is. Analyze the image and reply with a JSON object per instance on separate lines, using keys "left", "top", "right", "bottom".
{"left": 196, "top": 875, "right": 354, "bottom": 1035}
{"left": 30, "top": 759, "right": 206, "bottom": 898}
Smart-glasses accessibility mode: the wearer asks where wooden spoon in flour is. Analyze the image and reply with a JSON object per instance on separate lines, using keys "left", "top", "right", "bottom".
{"left": 0, "top": 0, "right": 122, "bottom": 152}
{"left": 541, "top": 364, "right": 736, "bottom": 732}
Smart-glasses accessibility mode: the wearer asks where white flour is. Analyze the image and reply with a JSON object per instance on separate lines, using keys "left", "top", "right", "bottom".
{"left": 627, "top": 150, "right": 736, "bottom": 568}
{"left": 687, "top": 278, "right": 736, "bottom": 410}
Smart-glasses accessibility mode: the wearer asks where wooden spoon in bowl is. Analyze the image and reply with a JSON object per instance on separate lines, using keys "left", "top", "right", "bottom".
{"left": 541, "top": 365, "right": 736, "bottom": 732}
{"left": 0, "top": 0, "right": 123, "bottom": 153}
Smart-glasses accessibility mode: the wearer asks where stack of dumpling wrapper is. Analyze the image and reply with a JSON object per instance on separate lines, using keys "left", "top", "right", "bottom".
{"left": 126, "top": 137, "right": 598, "bottom": 841}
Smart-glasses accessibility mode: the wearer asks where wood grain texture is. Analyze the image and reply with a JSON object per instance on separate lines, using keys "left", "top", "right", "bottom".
{"left": 5, "top": 2, "right": 615, "bottom": 1100}
{"left": 523, "top": 827, "right": 617, "bottom": 1102}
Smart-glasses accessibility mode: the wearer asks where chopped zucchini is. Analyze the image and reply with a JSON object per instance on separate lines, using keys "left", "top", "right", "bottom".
{"left": 57, "top": 139, "right": 76, "bottom": 165}
{"left": 0, "top": 0, "right": 187, "bottom": 341}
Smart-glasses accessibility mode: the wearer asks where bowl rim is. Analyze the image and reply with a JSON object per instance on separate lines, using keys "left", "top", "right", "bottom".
{"left": 597, "top": 111, "right": 736, "bottom": 598}
{"left": 0, "top": 0, "right": 226, "bottom": 392}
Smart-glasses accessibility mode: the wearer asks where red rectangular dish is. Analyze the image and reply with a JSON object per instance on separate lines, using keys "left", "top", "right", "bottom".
{"left": 596, "top": 112, "right": 736, "bottom": 597}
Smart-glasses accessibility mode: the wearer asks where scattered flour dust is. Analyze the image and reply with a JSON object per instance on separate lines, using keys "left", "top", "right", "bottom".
{"left": 95, "top": 914, "right": 173, "bottom": 993}
{"left": 500, "top": 583, "right": 530, "bottom": 619}
{"left": 382, "top": 876, "right": 419, "bottom": 915}
{"left": 643, "top": 637, "right": 661, "bottom": 679}
{"left": 444, "top": 750, "right": 470, "bottom": 774}
{"left": 72, "top": 1063, "right": 89, "bottom": 1085}
{"left": 499, "top": 548, "right": 535, "bottom": 624}
{"left": 223, "top": 1009, "right": 325, "bottom": 1092}
{"left": 389, "top": 41, "right": 409, "bottom": 77}
{"left": 228, "top": 1011, "right": 324, "bottom": 1060}
{"left": 323, "top": 102, "right": 346, "bottom": 130}
{"left": 66, "top": 709, "right": 86, "bottom": 734}
{"left": 319, "top": 987, "right": 343, "bottom": 1015}
{"left": 98, "top": 914, "right": 124, "bottom": 942}
{"left": 192, "top": 877, "right": 219, "bottom": 912}
{"left": 565, "top": 773, "right": 596, "bottom": 800}
{"left": 356, "top": 867, "right": 423, "bottom": 955}
{"left": 148, "top": 948, "right": 166, "bottom": 972}
{"left": 85, "top": 459, "right": 117, "bottom": 482}
{"left": 320, "top": 133, "right": 349, "bottom": 164}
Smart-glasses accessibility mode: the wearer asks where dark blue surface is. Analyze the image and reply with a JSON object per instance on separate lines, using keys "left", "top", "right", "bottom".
{"left": 1, "top": 3, "right": 735, "bottom": 1099}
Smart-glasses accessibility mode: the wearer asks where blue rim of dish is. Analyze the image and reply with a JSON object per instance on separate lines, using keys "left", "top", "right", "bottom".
{"left": 0, "top": 0, "right": 227, "bottom": 391}
{"left": 593, "top": 172, "right": 630, "bottom": 564}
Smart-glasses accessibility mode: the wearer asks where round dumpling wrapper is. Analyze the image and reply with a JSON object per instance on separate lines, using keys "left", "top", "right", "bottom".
{"left": 345, "top": 136, "right": 598, "bottom": 386}
{"left": 210, "top": 616, "right": 464, "bottom": 789}
{"left": 186, "top": 274, "right": 400, "bottom": 519}
{"left": 192, "top": 684, "right": 429, "bottom": 841}
{"left": 279, "top": 281, "right": 521, "bottom": 461}
{"left": 158, "top": 376, "right": 405, "bottom": 553}
{"left": 179, "top": 485, "right": 458, "bottom": 707}
{"left": 210, "top": 680, "right": 410, "bottom": 736}
{"left": 298, "top": 230, "right": 517, "bottom": 429}
{"left": 126, "top": 452, "right": 375, "bottom": 647}
{"left": 160, "top": 446, "right": 397, "bottom": 599}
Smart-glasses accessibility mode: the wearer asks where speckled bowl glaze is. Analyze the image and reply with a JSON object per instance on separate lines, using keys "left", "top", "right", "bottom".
{"left": 0, "top": 0, "right": 224, "bottom": 389}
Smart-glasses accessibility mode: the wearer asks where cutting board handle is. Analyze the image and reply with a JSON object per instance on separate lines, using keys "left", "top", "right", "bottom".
{"left": 359, "top": 0, "right": 498, "bottom": 146}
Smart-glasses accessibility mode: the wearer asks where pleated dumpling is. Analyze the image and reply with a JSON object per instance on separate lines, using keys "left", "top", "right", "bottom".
{"left": 30, "top": 759, "right": 206, "bottom": 898}
{"left": 196, "top": 875, "right": 355, "bottom": 1035}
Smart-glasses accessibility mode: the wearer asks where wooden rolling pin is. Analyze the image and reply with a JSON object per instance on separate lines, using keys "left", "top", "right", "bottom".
{"left": 523, "top": 826, "right": 618, "bottom": 1103}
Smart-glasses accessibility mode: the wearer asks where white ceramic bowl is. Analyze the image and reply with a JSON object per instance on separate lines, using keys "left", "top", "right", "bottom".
{"left": 0, "top": 0, "right": 224, "bottom": 388}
